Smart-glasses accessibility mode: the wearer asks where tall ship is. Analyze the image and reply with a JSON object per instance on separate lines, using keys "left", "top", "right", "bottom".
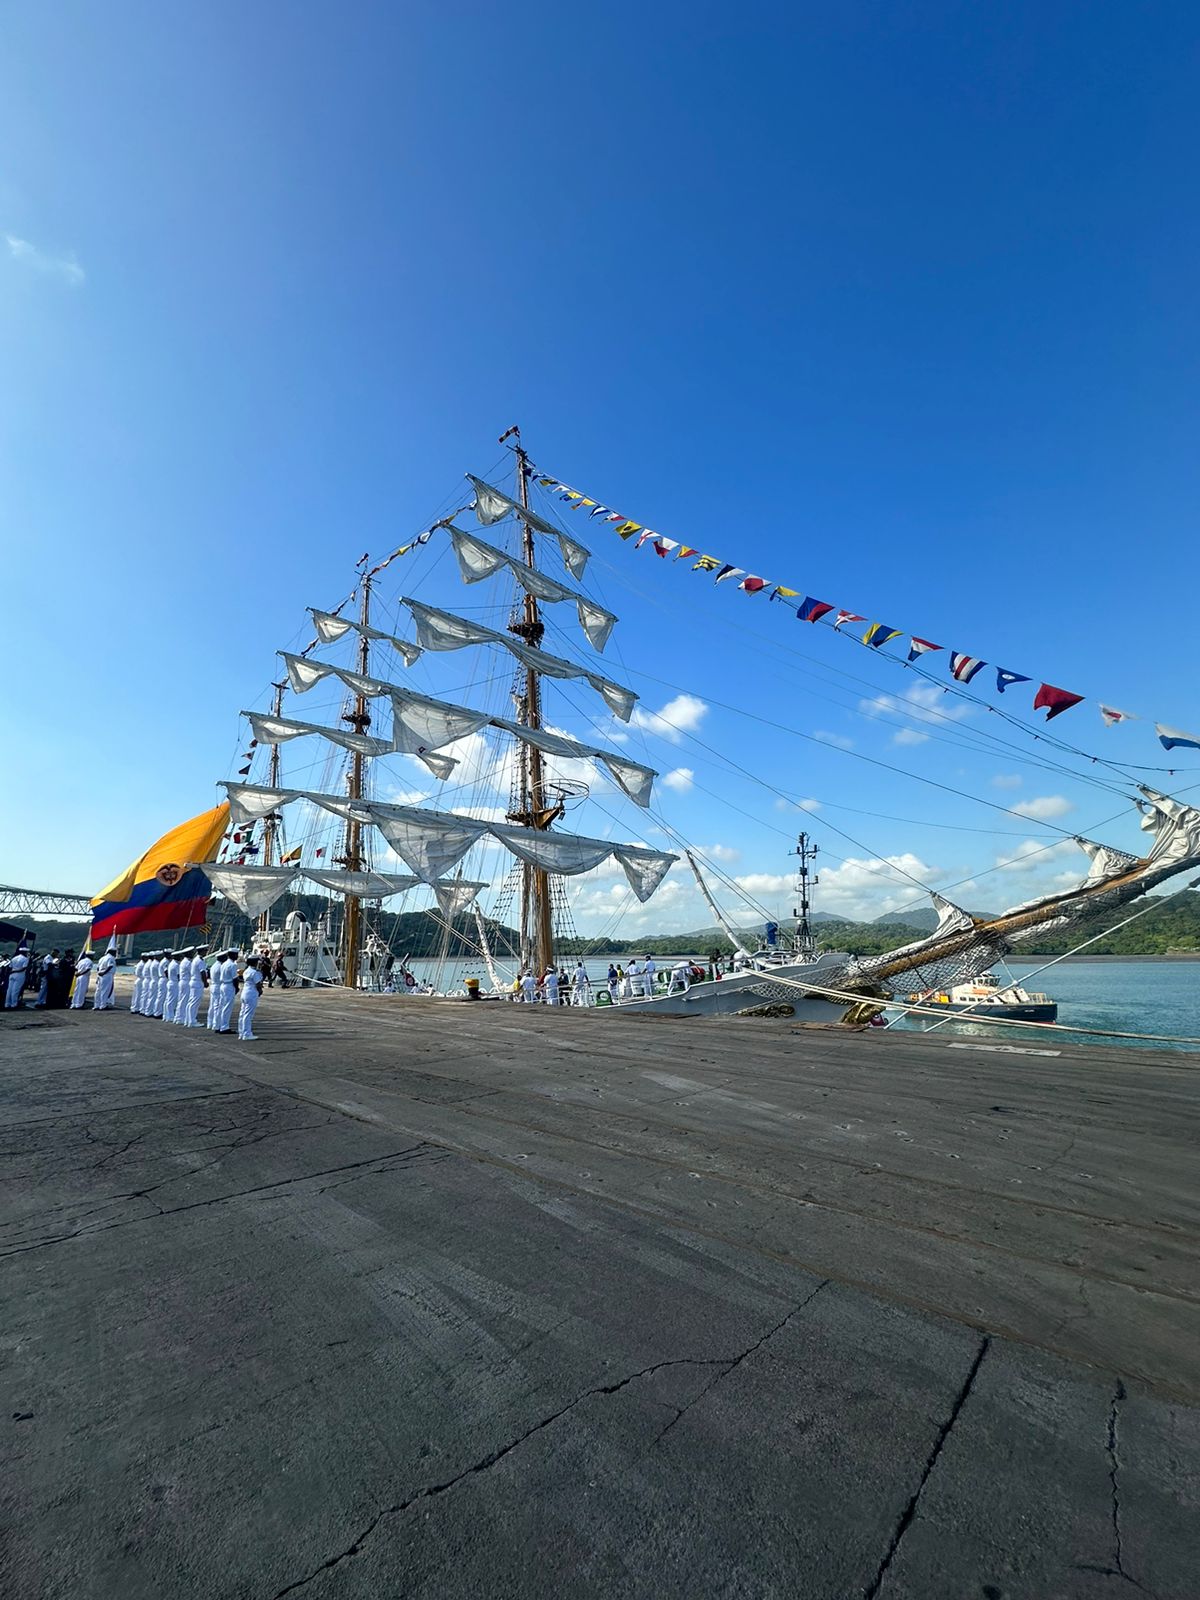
{"left": 196, "top": 430, "right": 1200, "bottom": 1024}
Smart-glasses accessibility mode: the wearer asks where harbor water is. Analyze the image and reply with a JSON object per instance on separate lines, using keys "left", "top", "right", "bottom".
{"left": 400, "top": 954, "right": 1200, "bottom": 1052}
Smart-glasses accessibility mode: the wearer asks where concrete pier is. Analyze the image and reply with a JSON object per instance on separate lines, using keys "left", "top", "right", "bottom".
{"left": 2, "top": 987, "right": 1197, "bottom": 1597}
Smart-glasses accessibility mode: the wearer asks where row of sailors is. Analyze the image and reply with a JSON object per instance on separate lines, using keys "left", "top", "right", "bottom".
{"left": 130, "top": 948, "right": 264, "bottom": 1040}
{"left": 513, "top": 957, "right": 698, "bottom": 1005}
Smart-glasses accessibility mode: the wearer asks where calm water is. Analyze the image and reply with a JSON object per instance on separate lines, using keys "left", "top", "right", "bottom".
{"left": 404, "top": 954, "right": 1200, "bottom": 1052}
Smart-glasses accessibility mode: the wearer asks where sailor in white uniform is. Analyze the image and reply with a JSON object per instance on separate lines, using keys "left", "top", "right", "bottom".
{"left": 668, "top": 958, "right": 692, "bottom": 995}
{"left": 71, "top": 953, "right": 95, "bottom": 1008}
{"left": 130, "top": 955, "right": 146, "bottom": 1013}
{"left": 543, "top": 967, "right": 559, "bottom": 1007}
{"left": 181, "top": 946, "right": 207, "bottom": 1027}
{"left": 151, "top": 952, "right": 170, "bottom": 1017}
{"left": 6, "top": 947, "right": 29, "bottom": 1009}
{"left": 571, "top": 961, "right": 592, "bottom": 1007}
{"left": 170, "top": 949, "right": 193, "bottom": 1024}
{"left": 520, "top": 971, "right": 537, "bottom": 1003}
{"left": 237, "top": 956, "right": 263, "bottom": 1040}
{"left": 641, "top": 956, "right": 657, "bottom": 998}
{"left": 211, "top": 950, "right": 237, "bottom": 1032}
{"left": 94, "top": 948, "right": 117, "bottom": 1011}
{"left": 161, "top": 952, "right": 182, "bottom": 1023}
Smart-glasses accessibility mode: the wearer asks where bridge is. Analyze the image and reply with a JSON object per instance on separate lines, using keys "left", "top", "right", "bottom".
{"left": 0, "top": 884, "right": 93, "bottom": 919}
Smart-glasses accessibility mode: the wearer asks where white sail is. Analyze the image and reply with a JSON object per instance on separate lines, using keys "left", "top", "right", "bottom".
{"left": 1074, "top": 837, "right": 1140, "bottom": 887}
{"left": 243, "top": 711, "right": 392, "bottom": 758}
{"left": 448, "top": 526, "right": 616, "bottom": 652}
{"left": 386, "top": 685, "right": 657, "bottom": 807}
{"left": 432, "top": 880, "right": 486, "bottom": 918}
{"left": 303, "top": 868, "right": 424, "bottom": 897}
{"left": 404, "top": 599, "right": 636, "bottom": 720}
{"left": 466, "top": 475, "right": 591, "bottom": 580}
{"left": 206, "top": 864, "right": 299, "bottom": 918}
{"left": 220, "top": 782, "right": 677, "bottom": 898}
{"left": 309, "top": 609, "right": 422, "bottom": 667}
{"left": 279, "top": 652, "right": 404, "bottom": 701}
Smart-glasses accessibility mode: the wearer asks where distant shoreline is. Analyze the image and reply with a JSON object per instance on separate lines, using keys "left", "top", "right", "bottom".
{"left": 1009, "top": 952, "right": 1200, "bottom": 964}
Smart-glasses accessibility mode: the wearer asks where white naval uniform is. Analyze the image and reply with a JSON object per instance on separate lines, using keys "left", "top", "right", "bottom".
{"left": 94, "top": 952, "right": 117, "bottom": 1010}
{"left": 5, "top": 952, "right": 29, "bottom": 1009}
{"left": 668, "top": 961, "right": 691, "bottom": 994}
{"left": 180, "top": 954, "right": 205, "bottom": 1027}
{"left": 71, "top": 956, "right": 94, "bottom": 1008}
{"left": 131, "top": 959, "right": 146, "bottom": 1013}
{"left": 520, "top": 973, "right": 537, "bottom": 1003}
{"left": 237, "top": 964, "right": 262, "bottom": 1040}
{"left": 212, "top": 958, "right": 237, "bottom": 1032}
{"left": 162, "top": 959, "right": 182, "bottom": 1023}
{"left": 544, "top": 973, "right": 559, "bottom": 1007}
{"left": 625, "top": 961, "right": 640, "bottom": 999}
{"left": 571, "top": 966, "right": 591, "bottom": 1007}
{"left": 642, "top": 959, "right": 657, "bottom": 998}
{"left": 150, "top": 956, "right": 168, "bottom": 1016}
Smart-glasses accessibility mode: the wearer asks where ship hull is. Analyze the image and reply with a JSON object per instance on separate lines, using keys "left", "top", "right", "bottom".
{"left": 907, "top": 1000, "right": 1058, "bottom": 1024}
{"left": 615, "top": 952, "right": 854, "bottom": 1022}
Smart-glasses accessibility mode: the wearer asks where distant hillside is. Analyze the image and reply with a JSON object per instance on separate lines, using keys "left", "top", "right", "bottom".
{"left": 874, "top": 906, "right": 997, "bottom": 931}
{"left": 9, "top": 891, "right": 1200, "bottom": 961}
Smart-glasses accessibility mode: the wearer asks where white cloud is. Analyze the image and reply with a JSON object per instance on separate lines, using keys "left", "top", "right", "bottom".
{"left": 1011, "top": 795, "right": 1073, "bottom": 820}
{"left": 662, "top": 766, "right": 694, "bottom": 793}
{"left": 734, "top": 872, "right": 793, "bottom": 896}
{"left": 991, "top": 773, "right": 1023, "bottom": 789}
{"left": 993, "top": 838, "right": 1080, "bottom": 873}
{"left": 733, "top": 851, "right": 944, "bottom": 922}
{"left": 892, "top": 727, "right": 930, "bottom": 746}
{"left": 705, "top": 843, "right": 740, "bottom": 862}
{"left": 774, "top": 797, "right": 821, "bottom": 813}
{"left": 5, "top": 234, "right": 85, "bottom": 287}
{"left": 814, "top": 730, "right": 855, "bottom": 750}
{"left": 381, "top": 786, "right": 429, "bottom": 806}
{"left": 629, "top": 693, "right": 709, "bottom": 744}
{"left": 859, "top": 682, "right": 971, "bottom": 742}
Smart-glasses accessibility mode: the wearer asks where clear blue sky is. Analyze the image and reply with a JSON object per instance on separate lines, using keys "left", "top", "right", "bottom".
{"left": 3, "top": 1, "right": 1198, "bottom": 932}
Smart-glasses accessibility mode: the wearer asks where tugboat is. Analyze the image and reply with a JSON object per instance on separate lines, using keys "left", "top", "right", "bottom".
{"left": 903, "top": 971, "right": 1057, "bottom": 1023}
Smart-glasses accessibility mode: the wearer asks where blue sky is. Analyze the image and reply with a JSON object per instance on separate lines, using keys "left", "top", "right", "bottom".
{"left": 3, "top": 1, "right": 1198, "bottom": 934}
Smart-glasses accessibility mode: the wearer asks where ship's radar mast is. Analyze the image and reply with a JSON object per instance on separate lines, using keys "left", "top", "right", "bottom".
{"left": 791, "top": 831, "right": 819, "bottom": 960}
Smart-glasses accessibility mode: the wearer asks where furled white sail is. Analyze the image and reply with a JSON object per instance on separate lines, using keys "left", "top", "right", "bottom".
{"left": 404, "top": 599, "right": 637, "bottom": 720}
{"left": 447, "top": 527, "right": 616, "bottom": 652}
{"left": 386, "top": 685, "right": 657, "bottom": 807}
{"left": 309, "top": 609, "right": 423, "bottom": 668}
{"left": 1140, "top": 788, "right": 1200, "bottom": 868}
{"left": 1074, "top": 838, "right": 1140, "bottom": 887}
{"left": 466, "top": 475, "right": 591, "bottom": 580}
{"left": 219, "top": 783, "right": 678, "bottom": 898}
{"left": 303, "top": 869, "right": 423, "bottom": 897}
{"left": 206, "top": 865, "right": 299, "bottom": 918}
{"left": 279, "top": 652, "right": 404, "bottom": 701}
{"left": 417, "top": 750, "right": 458, "bottom": 781}
{"left": 432, "top": 880, "right": 486, "bottom": 918}
{"left": 557, "top": 531, "right": 590, "bottom": 581}
{"left": 243, "top": 711, "right": 392, "bottom": 758}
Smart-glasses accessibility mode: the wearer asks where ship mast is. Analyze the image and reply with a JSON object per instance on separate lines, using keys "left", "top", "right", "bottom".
{"left": 339, "top": 558, "right": 372, "bottom": 987}
{"left": 257, "top": 679, "right": 286, "bottom": 938}
{"left": 504, "top": 427, "right": 561, "bottom": 978}
{"left": 791, "top": 831, "right": 819, "bottom": 961}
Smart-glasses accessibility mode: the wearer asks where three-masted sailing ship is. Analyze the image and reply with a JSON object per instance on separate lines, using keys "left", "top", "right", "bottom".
{"left": 200, "top": 430, "right": 1200, "bottom": 1021}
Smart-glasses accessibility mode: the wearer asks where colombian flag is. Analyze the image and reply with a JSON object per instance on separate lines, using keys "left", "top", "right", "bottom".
{"left": 90, "top": 803, "right": 230, "bottom": 941}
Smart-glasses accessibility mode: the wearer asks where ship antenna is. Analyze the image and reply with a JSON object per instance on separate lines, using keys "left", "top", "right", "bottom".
{"left": 792, "top": 831, "right": 819, "bottom": 961}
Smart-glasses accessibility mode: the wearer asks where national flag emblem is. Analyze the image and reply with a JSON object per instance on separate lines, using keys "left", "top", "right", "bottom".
{"left": 1099, "top": 705, "right": 1134, "bottom": 727}
{"left": 1033, "top": 682, "right": 1084, "bottom": 720}
{"left": 796, "top": 597, "right": 834, "bottom": 623}
{"left": 995, "top": 668, "right": 1031, "bottom": 694}
{"left": 693, "top": 554, "right": 721, "bottom": 572}
{"left": 862, "top": 622, "right": 901, "bottom": 649}
{"left": 949, "top": 653, "right": 986, "bottom": 683}
{"left": 714, "top": 564, "right": 745, "bottom": 584}
{"left": 1155, "top": 724, "right": 1200, "bottom": 752}
{"left": 739, "top": 575, "right": 769, "bottom": 593}
{"left": 834, "top": 610, "right": 866, "bottom": 630}
{"left": 907, "top": 638, "right": 941, "bottom": 662}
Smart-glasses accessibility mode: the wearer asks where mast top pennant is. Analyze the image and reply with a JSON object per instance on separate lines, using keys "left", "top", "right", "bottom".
{"left": 527, "top": 465, "right": 1192, "bottom": 756}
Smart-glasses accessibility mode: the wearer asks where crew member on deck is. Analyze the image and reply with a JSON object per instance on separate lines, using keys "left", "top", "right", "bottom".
{"left": 572, "top": 961, "right": 591, "bottom": 1007}
{"left": 5, "top": 946, "right": 29, "bottom": 1010}
{"left": 70, "top": 952, "right": 94, "bottom": 1008}
{"left": 237, "top": 955, "right": 263, "bottom": 1040}
{"left": 94, "top": 947, "right": 117, "bottom": 1011}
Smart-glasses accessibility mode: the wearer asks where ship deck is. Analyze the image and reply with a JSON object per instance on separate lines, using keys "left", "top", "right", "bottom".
{"left": 3, "top": 984, "right": 1198, "bottom": 1598}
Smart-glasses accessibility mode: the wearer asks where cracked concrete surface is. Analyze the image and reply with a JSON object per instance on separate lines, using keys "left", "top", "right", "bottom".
{"left": 2, "top": 990, "right": 1198, "bottom": 1598}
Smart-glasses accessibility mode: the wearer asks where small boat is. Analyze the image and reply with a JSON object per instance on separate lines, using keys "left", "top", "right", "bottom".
{"left": 902, "top": 971, "right": 1057, "bottom": 1023}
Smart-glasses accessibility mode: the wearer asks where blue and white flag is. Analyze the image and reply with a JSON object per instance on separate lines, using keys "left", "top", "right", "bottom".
{"left": 1156, "top": 724, "right": 1200, "bottom": 752}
